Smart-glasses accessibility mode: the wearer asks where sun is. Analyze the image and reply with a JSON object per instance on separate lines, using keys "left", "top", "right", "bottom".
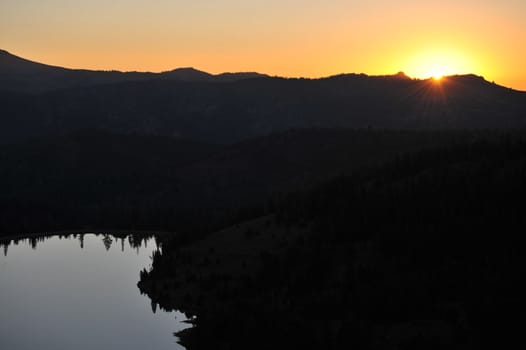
{"left": 429, "top": 67, "right": 445, "bottom": 80}
{"left": 404, "top": 48, "right": 474, "bottom": 81}
{"left": 423, "top": 64, "right": 450, "bottom": 81}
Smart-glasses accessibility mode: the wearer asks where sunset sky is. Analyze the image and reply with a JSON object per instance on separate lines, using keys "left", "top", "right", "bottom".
{"left": 1, "top": 0, "right": 525, "bottom": 90}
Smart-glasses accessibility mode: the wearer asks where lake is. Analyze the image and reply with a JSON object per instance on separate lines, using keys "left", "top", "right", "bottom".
{"left": 0, "top": 233, "right": 189, "bottom": 350}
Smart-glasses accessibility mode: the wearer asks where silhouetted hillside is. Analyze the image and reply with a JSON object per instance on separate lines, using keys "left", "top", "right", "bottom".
{"left": 141, "top": 135, "right": 526, "bottom": 350}
{"left": 0, "top": 49, "right": 155, "bottom": 93}
{"left": 1, "top": 62, "right": 525, "bottom": 143}
{"left": 0, "top": 128, "right": 480, "bottom": 235}
{"left": 0, "top": 50, "right": 268, "bottom": 93}
{"left": 161, "top": 68, "right": 266, "bottom": 82}
{"left": 171, "top": 129, "right": 483, "bottom": 208}
{"left": 161, "top": 68, "right": 214, "bottom": 81}
{"left": 2, "top": 51, "right": 526, "bottom": 144}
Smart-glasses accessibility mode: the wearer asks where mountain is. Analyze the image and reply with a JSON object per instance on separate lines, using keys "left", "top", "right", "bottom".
{"left": 215, "top": 72, "right": 270, "bottom": 82}
{"left": 1, "top": 67, "right": 525, "bottom": 144}
{"left": 161, "top": 67, "right": 214, "bottom": 81}
{"left": 161, "top": 68, "right": 266, "bottom": 82}
{"left": 0, "top": 49, "right": 156, "bottom": 93}
{"left": 1, "top": 50, "right": 525, "bottom": 145}
{"left": 0, "top": 49, "right": 268, "bottom": 93}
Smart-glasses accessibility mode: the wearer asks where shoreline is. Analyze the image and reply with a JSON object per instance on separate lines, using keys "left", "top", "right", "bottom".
{"left": 0, "top": 229, "right": 177, "bottom": 244}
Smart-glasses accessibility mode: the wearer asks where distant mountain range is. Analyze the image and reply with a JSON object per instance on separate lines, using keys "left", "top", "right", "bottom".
{"left": 0, "top": 49, "right": 268, "bottom": 93}
{"left": 1, "top": 49, "right": 526, "bottom": 144}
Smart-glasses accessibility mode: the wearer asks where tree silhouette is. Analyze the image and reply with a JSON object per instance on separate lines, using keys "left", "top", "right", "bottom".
{"left": 102, "top": 235, "right": 113, "bottom": 251}
{"left": 79, "top": 234, "right": 85, "bottom": 249}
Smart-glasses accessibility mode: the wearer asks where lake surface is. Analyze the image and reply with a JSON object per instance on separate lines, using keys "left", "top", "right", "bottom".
{"left": 0, "top": 234, "right": 189, "bottom": 350}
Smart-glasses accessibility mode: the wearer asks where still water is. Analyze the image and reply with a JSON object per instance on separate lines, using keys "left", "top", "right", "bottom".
{"left": 0, "top": 234, "right": 188, "bottom": 350}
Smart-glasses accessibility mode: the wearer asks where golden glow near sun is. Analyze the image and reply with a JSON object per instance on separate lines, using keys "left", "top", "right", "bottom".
{"left": 430, "top": 68, "right": 445, "bottom": 81}
{"left": 2, "top": 1, "right": 525, "bottom": 90}
{"left": 403, "top": 48, "right": 476, "bottom": 80}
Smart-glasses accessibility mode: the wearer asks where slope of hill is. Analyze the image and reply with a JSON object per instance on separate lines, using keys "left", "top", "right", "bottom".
{"left": 141, "top": 135, "right": 526, "bottom": 350}
{"left": 2, "top": 71, "right": 526, "bottom": 144}
{"left": 2, "top": 50, "right": 525, "bottom": 144}
{"left": 0, "top": 49, "right": 155, "bottom": 93}
{"left": 0, "top": 50, "right": 268, "bottom": 93}
{"left": 0, "top": 128, "right": 482, "bottom": 235}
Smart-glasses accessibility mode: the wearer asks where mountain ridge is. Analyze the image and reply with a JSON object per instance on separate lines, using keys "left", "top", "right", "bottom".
{"left": 2, "top": 49, "right": 519, "bottom": 93}
{"left": 2, "top": 49, "right": 526, "bottom": 144}
{"left": 0, "top": 49, "right": 270, "bottom": 92}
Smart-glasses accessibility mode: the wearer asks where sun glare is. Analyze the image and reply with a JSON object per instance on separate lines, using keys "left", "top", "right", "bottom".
{"left": 430, "top": 68, "right": 445, "bottom": 81}
{"left": 404, "top": 49, "right": 474, "bottom": 81}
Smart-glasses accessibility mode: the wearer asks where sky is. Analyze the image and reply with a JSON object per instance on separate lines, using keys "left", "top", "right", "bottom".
{"left": 1, "top": 0, "right": 525, "bottom": 90}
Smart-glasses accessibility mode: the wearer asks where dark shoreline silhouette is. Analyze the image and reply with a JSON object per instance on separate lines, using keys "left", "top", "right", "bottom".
{"left": 0, "top": 231, "right": 169, "bottom": 258}
{"left": 0, "top": 229, "right": 173, "bottom": 245}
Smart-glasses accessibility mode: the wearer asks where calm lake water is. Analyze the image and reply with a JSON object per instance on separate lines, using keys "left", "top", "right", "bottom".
{"left": 0, "top": 234, "right": 189, "bottom": 350}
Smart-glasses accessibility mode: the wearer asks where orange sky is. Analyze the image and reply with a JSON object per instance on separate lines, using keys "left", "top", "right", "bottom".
{"left": 1, "top": 0, "right": 525, "bottom": 90}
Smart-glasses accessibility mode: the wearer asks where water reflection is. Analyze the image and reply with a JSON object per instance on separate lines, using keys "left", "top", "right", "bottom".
{"left": 102, "top": 234, "right": 113, "bottom": 251}
{"left": 0, "top": 233, "right": 190, "bottom": 350}
{"left": 0, "top": 232, "right": 157, "bottom": 255}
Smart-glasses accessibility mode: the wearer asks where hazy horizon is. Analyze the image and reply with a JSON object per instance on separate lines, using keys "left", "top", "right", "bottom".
{"left": 4, "top": 48, "right": 523, "bottom": 92}
{"left": 2, "top": 0, "right": 525, "bottom": 90}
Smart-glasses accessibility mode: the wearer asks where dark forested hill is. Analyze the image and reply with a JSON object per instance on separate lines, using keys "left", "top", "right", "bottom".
{"left": 0, "top": 128, "right": 482, "bottom": 235}
{"left": 141, "top": 135, "right": 526, "bottom": 350}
